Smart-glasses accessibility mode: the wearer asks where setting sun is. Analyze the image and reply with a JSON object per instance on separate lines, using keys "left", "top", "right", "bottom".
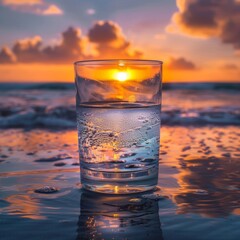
{"left": 115, "top": 71, "right": 128, "bottom": 82}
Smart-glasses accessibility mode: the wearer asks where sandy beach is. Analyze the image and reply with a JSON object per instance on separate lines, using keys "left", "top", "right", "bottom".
{"left": 0, "top": 124, "right": 239, "bottom": 239}
{"left": 0, "top": 83, "right": 239, "bottom": 239}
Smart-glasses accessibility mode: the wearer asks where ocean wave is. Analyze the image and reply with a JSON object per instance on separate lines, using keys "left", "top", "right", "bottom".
{"left": 0, "top": 82, "right": 240, "bottom": 91}
{"left": 163, "top": 82, "right": 240, "bottom": 91}
{"left": 0, "top": 83, "right": 74, "bottom": 91}
{"left": 0, "top": 83, "right": 239, "bottom": 128}
{"left": 0, "top": 105, "right": 239, "bottom": 128}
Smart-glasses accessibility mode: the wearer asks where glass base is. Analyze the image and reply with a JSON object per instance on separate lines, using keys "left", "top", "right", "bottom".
{"left": 80, "top": 164, "right": 158, "bottom": 194}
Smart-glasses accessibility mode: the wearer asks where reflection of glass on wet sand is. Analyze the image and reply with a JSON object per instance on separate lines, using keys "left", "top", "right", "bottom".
{"left": 0, "top": 125, "right": 240, "bottom": 239}
{"left": 77, "top": 190, "right": 163, "bottom": 240}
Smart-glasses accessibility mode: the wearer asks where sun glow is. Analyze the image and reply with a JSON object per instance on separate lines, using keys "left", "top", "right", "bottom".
{"left": 115, "top": 71, "right": 128, "bottom": 82}
{"left": 114, "top": 186, "right": 119, "bottom": 193}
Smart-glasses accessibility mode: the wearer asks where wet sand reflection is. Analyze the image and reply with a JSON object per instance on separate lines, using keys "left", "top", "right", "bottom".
{"left": 174, "top": 156, "right": 240, "bottom": 217}
{"left": 158, "top": 127, "right": 240, "bottom": 218}
{"left": 77, "top": 190, "right": 163, "bottom": 240}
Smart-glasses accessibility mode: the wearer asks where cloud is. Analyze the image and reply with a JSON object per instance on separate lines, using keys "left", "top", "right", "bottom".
{"left": 154, "top": 34, "right": 166, "bottom": 40}
{"left": 86, "top": 8, "right": 95, "bottom": 15}
{"left": 41, "top": 27, "right": 85, "bottom": 62}
{"left": 42, "top": 4, "right": 63, "bottom": 15}
{"left": 8, "top": 27, "right": 85, "bottom": 63}
{"left": 222, "top": 63, "right": 238, "bottom": 70}
{"left": 167, "top": 0, "right": 240, "bottom": 49}
{"left": 88, "top": 21, "right": 143, "bottom": 58}
{"left": 0, "top": 47, "right": 16, "bottom": 63}
{"left": 2, "top": 0, "right": 42, "bottom": 5}
{"left": 0, "top": 21, "right": 142, "bottom": 64}
{"left": 1, "top": 0, "right": 63, "bottom": 15}
{"left": 167, "top": 57, "right": 196, "bottom": 70}
{"left": 12, "top": 36, "right": 42, "bottom": 62}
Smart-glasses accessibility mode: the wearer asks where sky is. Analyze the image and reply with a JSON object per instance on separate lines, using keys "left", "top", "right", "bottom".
{"left": 0, "top": 0, "right": 239, "bottom": 82}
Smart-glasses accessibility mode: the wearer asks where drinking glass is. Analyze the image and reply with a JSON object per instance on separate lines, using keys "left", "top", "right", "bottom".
{"left": 75, "top": 59, "right": 162, "bottom": 194}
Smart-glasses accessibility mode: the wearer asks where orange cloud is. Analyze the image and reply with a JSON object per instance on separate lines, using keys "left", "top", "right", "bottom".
{"left": 0, "top": 21, "right": 143, "bottom": 64}
{"left": 9, "top": 27, "right": 84, "bottom": 63}
{"left": 12, "top": 36, "right": 42, "bottom": 62}
{"left": 222, "top": 63, "right": 238, "bottom": 70}
{"left": 0, "top": 47, "right": 16, "bottom": 63}
{"left": 2, "top": 0, "right": 41, "bottom": 4}
{"left": 167, "top": 57, "right": 196, "bottom": 70}
{"left": 1, "top": 0, "right": 63, "bottom": 15}
{"left": 167, "top": 0, "right": 240, "bottom": 49}
{"left": 88, "top": 21, "right": 143, "bottom": 58}
{"left": 41, "top": 4, "right": 63, "bottom": 15}
{"left": 42, "top": 27, "right": 85, "bottom": 63}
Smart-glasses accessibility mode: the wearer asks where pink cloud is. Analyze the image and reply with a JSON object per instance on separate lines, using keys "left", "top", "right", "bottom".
{"left": 88, "top": 21, "right": 142, "bottom": 58}
{"left": 167, "top": 0, "right": 240, "bottom": 49}
{"left": 167, "top": 57, "right": 196, "bottom": 70}
{"left": 42, "top": 4, "right": 63, "bottom": 15}
{"left": 0, "top": 47, "right": 16, "bottom": 63}
{"left": 86, "top": 8, "right": 95, "bottom": 15}
{"left": 2, "top": 0, "right": 42, "bottom": 5}
{"left": 0, "top": 21, "right": 143, "bottom": 64}
{"left": 12, "top": 36, "right": 42, "bottom": 62}
{"left": 0, "top": 21, "right": 142, "bottom": 63}
{"left": 222, "top": 63, "right": 238, "bottom": 70}
{"left": 0, "top": 0, "right": 63, "bottom": 15}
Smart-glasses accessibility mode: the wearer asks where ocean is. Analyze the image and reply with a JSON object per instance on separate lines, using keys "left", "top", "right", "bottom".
{"left": 0, "top": 82, "right": 239, "bottom": 128}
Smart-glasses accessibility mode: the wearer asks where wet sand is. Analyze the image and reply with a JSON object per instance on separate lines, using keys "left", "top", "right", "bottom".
{"left": 0, "top": 126, "right": 239, "bottom": 239}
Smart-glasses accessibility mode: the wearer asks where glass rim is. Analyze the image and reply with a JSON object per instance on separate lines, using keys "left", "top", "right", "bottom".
{"left": 74, "top": 59, "right": 163, "bottom": 66}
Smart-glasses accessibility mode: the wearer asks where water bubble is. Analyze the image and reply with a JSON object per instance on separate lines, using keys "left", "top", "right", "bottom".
{"left": 194, "top": 189, "right": 208, "bottom": 195}
{"left": 26, "top": 152, "right": 35, "bottom": 156}
{"left": 72, "top": 162, "right": 79, "bottom": 166}
{"left": 34, "top": 186, "right": 59, "bottom": 194}
{"left": 129, "top": 198, "right": 142, "bottom": 203}
{"left": 102, "top": 160, "right": 126, "bottom": 164}
{"left": 125, "top": 164, "right": 143, "bottom": 168}
{"left": 204, "top": 150, "right": 212, "bottom": 155}
{"left": 160, "top": 151, "right": 167, "bottom": 155}
{"left": 207, "top": 156, "right": 218, "bottom": 160}
{"left": 182, "top": 146, "right": 191, "bottom": 152}
{"left": 142, "top": 193, "right": 165, "bottom": 201}
{"left": 54, "top": 162, "right": 66, "bottom": 167}
{"left": 120, "top": 153, "right": 136, "bottom": 158}
{"left": 34, "top": 154, "right": 72, "bottom": 163}
{"left": 222, "top": 153, "right": 231, "bottom": 157}
{"left": 141, "top": 158, "right": 155, "bottom": 163}
{"left": 227, "top": 185, "right": 239, "bottom": 191}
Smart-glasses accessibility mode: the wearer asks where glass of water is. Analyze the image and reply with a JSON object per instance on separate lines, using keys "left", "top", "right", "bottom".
{"left": 75, "top": 59, "right": 162, "bottom": 194}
